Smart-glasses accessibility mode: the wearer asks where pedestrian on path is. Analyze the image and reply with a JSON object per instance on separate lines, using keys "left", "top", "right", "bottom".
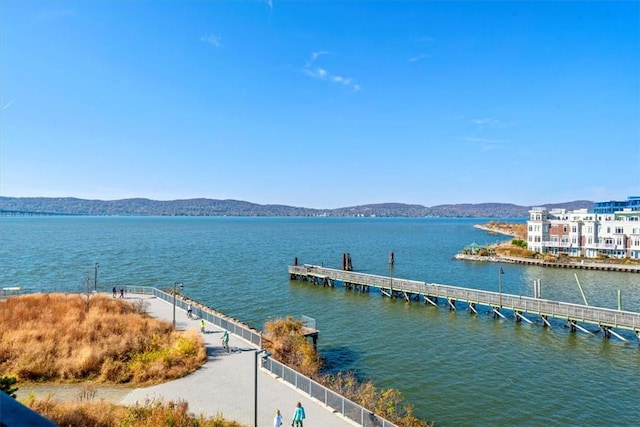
{"left": 200, "top": 319, "right": 206, "bottom": 333}
{"left": 292, "top": 401, "right": 305, "bottom": 427}
{"left": 273, "top": 409, "right": 282, "bottom": 427}
{"left": 221, "top": 330, "right": 229, "bottom": 352}
{"left": 112, "top": 287, "right": 117, "bottom": 298}
{"left": 187, "top": 303, "right": 193, "bottom": 319}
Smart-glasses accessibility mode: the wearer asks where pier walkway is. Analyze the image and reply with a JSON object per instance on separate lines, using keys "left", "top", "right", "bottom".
{"left": 288, "top": 265, "right": 640, "bottom": 342}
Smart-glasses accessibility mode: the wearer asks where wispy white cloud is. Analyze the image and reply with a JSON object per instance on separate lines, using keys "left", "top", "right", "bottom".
{"left": 303, "top": 51, "right": 360, "bottom": 92}
{"left": 465, "top": 119, "right": 508, "bottom": 151}
{"left": 1, "top": 100, "right": 14, "bottom": 111}
{"left": 266, "top": 0, "right": 273, "bottom": 10}
{"left": 200, "top": 34, "right": 222, "bottom": 48}
{"left": 464, "top": 137, "right": 505, "bottom": 152}
{"left": 306, "top": 51, "right": 330, "bottom": 67}
{"left": 470, "top": 118, "right": 501, "bottom": 127}
{"left": 409, "top": 54, "right": 429, "bottom": 63}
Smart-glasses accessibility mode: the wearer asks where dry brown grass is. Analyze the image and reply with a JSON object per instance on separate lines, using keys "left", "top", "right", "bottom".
{"left": 494, "top": 244, "right": 535, "bottom": 258}
{"left": 0, "top": 293, "right": 206, "bottom": 385}
{"left": 484, "top": 221, "right": 527, "bottom": 239}
{"left": 23, "top": 395, "right": 244, "bottom": 427}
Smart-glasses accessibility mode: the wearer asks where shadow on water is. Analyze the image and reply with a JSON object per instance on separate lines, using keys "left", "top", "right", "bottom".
{"left": 319, "top": 346, "right": 363, "bottom": 375}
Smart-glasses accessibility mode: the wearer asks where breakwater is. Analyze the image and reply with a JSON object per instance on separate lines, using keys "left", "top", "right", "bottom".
{"left": 455, "top": 253, "right": 640, "bottom": 273}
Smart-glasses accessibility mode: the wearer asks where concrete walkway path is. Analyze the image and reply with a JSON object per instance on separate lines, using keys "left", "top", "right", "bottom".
{"left": 118, "top": 294, "right": 357, "bottom": 427}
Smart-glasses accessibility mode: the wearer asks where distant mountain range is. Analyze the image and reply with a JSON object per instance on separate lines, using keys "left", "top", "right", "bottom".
{"left": 0, "top": 197, "right": 594, "bottom": 218}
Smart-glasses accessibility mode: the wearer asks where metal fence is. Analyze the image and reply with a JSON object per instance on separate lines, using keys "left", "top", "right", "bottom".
{"left": 124, "top": 285, "right": 262, "bottom": 347}
{"left": 263, "top": 358, "right": 397, "bottom": 427}
{"left": 128, "top": 285, "right": 397, "bottom": 426}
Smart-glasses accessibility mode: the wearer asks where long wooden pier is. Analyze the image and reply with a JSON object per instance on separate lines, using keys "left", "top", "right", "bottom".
{"left": 288, "top": 265, "right": 640, "bottom": 342}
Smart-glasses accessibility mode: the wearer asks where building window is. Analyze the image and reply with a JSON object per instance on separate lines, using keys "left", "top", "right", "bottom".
{"left": 615, "top": 227, "right": 623, "bottom": 234}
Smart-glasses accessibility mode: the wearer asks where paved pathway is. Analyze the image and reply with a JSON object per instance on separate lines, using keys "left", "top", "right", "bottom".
{"left": 120, "top": 294, "right": 357, "bottom": 427}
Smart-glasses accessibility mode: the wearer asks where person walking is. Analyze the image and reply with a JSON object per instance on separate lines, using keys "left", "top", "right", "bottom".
{"left": 221, "top": 330, "right": 229, "bottom": 352}
{"left": 273, "top": 409, "right": 282, "bottom": 427}
{"left": 200, "top": 319, "right": 206, "bottom": 333}
{"left": 187, "top": 303, "right": 193, "bottom": 319}
{"left": 292, "top": 402, "right": 305, "bottom": 427}
{"left": 112, "top": 286, "right": 117, "bottom": 298}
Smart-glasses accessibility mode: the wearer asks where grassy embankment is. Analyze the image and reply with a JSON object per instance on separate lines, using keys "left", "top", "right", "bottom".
{"left": 0, "top": 293, "right": 241, "bottom": 427}
{"left": 263, "top": 317, "right": 434, "bottom": 427}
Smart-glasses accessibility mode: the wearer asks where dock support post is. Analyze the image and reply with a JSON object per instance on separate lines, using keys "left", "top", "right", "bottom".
{"left": 469, "top": 303, "right": 478, "bottom": 315}
{"left": 568, "top": 320, "right": 577, "bottom": 333}
{"left": 541, "top": 315, "right": 551, "bottom": 328}
{"left": 447, "top": 299, "right": 456, "bottom": 311}
{"left": 424, "top": 296, "right": 438, "bottom": 307}
{"left": 492, "top": 307, "right": 507, "bottom": 320}
{"left": 515, "top": 311, "right": 533, "bottom": 324}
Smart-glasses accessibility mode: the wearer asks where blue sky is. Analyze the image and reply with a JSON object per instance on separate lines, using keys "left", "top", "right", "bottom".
{"left": 1, "top": 1, "right": 638, "bottom": 209}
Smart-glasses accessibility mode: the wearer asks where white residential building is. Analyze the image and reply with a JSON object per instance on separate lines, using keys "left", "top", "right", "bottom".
{"left": 527, "top": 206, "right": 640, "bottom": 260}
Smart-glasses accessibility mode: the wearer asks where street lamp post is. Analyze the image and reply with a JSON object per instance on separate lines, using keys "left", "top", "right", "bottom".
{"left": 254, "top": 349, "right": 270, "bottom": 427}
{"left": 172, "top": 281, "right": 184, "bottom": 329}
{"left": 498, "top": 267, "right": 504, "bottom": 307}
{"left": 94, "top": 263, "right": 99, "bottom": 291}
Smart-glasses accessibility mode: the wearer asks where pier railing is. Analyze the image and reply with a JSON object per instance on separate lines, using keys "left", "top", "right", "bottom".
{"left": 124, "top": 285, "right": 263, "bottom": 347}
{"left": 263, "top": 357, "right": 395, "bottom": 427}
{"left": 125, "top": 285, "right": 397, "bottom": 426}
{"left": 289, "top": 265, "right": 640, "bottom": 332}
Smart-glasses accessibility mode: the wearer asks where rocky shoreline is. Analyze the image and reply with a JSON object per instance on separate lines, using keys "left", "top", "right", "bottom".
{"left": 454, "top": 253, "right": 515, "bottom": 263}
{"left": 454, "top": 253, "right": 640, "bottom": 273}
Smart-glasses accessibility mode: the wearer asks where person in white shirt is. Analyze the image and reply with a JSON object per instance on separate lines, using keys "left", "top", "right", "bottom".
{"left": 273, "top": 409, "right": 282, "bottom": 427}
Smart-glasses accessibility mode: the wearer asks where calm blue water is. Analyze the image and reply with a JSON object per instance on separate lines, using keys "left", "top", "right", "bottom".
{"left": 1, "top": 217, "right": 639, "bottom": 426}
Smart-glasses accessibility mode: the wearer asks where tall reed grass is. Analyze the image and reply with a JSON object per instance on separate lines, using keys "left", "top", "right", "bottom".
{"left": 0, "top": 293, "right": 206, "bottom": 384}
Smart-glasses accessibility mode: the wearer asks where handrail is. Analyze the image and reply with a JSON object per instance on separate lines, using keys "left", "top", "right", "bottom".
{"left": 126, "top": 285, "right": 397, "bottom": 426}
{"left": 289, "top": 265, "right": 640, "bottom": 332}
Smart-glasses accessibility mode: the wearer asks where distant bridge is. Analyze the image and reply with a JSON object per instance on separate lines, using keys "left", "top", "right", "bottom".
{"left": 288, "top": 264, "right": 640, "bottom": 343}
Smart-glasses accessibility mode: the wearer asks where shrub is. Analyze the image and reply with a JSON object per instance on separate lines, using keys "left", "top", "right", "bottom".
{"left": 0, "top": 376, "right": 18, "bottom": 398}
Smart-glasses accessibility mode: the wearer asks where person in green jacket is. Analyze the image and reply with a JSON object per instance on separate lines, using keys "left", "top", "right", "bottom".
{"left": 292, "top": 402, "right": 305, "bottom": 427}
{"left": 221, "top": 330, "right": 229, "bottom": 352}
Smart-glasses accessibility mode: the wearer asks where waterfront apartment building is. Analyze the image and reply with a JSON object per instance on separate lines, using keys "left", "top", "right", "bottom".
{"left": 527, "top": 196, "right": 640, "bottom": 260}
